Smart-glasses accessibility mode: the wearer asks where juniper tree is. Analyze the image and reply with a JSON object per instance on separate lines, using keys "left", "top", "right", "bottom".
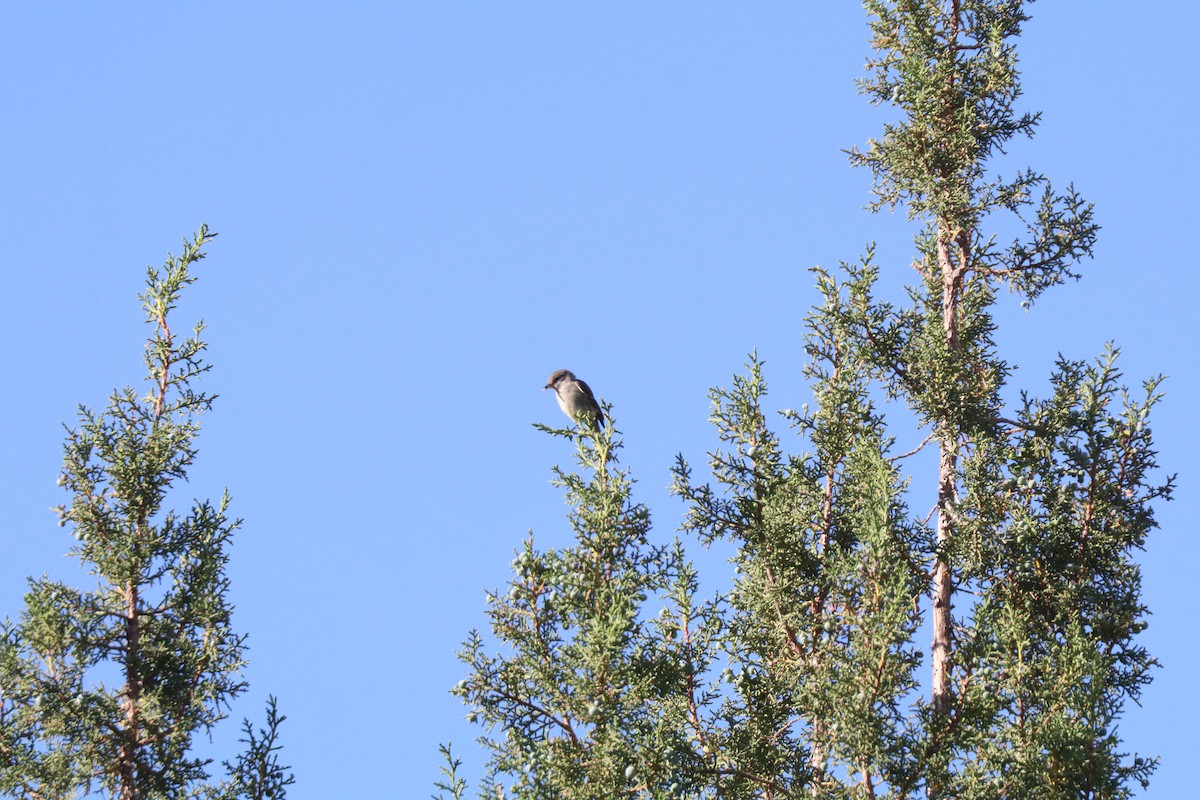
{"left": 451, "top": 422, "right": 714, "bottom": 798}
{"left": 832, "top": 1, "right": 1168, "bottom": 795}
{"left": 444, "top": 2, "right": 1168, "bottom": 798}
{"left": 0, "top": 228, "right": 292, "bottom": 800}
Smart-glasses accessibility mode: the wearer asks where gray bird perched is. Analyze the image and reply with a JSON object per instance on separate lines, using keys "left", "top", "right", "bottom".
{"left": 544, "top": 369, "right": 604, "bottom": 430}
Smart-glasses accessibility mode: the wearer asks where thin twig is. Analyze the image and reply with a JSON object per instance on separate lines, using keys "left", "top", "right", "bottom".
{"left": 889, "top": 432, "right": 935, "bottom": 463}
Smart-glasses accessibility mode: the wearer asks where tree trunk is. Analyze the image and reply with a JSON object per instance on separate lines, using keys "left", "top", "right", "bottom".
{"left": 120, "top": 579, "right": 141, "bottom": 800}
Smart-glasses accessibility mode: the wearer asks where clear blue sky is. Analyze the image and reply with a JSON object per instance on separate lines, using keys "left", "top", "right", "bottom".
{"left": 1, "top": 4, "right": 1196, "bottom": 797}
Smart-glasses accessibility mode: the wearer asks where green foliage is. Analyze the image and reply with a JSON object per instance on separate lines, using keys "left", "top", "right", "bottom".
{"left": 433, "top": 744, "right": 468, "bottom": 800}
{"left": 211, "top": 697, "right": 295, "bottom": 800}
{"left": 0, "top": 228, "right": 291, "bottom": 800}
{"left": 444, "top": 2, "right": 1168, "bottom": 797}
{"left": 454, "top": 420, "right": 707, "bottom": 798}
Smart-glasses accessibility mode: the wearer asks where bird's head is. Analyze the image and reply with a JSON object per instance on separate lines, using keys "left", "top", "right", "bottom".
{"left": 544, "top": 369, "right": 575, "bottom": 392}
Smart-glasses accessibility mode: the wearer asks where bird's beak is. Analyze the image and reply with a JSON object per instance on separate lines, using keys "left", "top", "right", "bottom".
{"left": 542, "top": 384, "right": 551, "bottom": 391}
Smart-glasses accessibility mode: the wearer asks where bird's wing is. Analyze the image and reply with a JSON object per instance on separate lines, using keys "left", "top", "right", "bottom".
{"left": 575, "top": 379, "right": 598, "bottom": 403}
{"left": 576, "top": 379, "right": 604, "bottom": 428}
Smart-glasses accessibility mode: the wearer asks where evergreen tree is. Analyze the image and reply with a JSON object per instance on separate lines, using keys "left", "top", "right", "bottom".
{"left": 443, "top": 2, "right": 1169, "bottom": 797}
{"left": 0, "top": 228, "right": 293, "bottom": 800}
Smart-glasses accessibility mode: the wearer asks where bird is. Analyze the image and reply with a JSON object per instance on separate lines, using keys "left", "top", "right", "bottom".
{"left": 544, "top": 369, "right": 604, "bottom": 430}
